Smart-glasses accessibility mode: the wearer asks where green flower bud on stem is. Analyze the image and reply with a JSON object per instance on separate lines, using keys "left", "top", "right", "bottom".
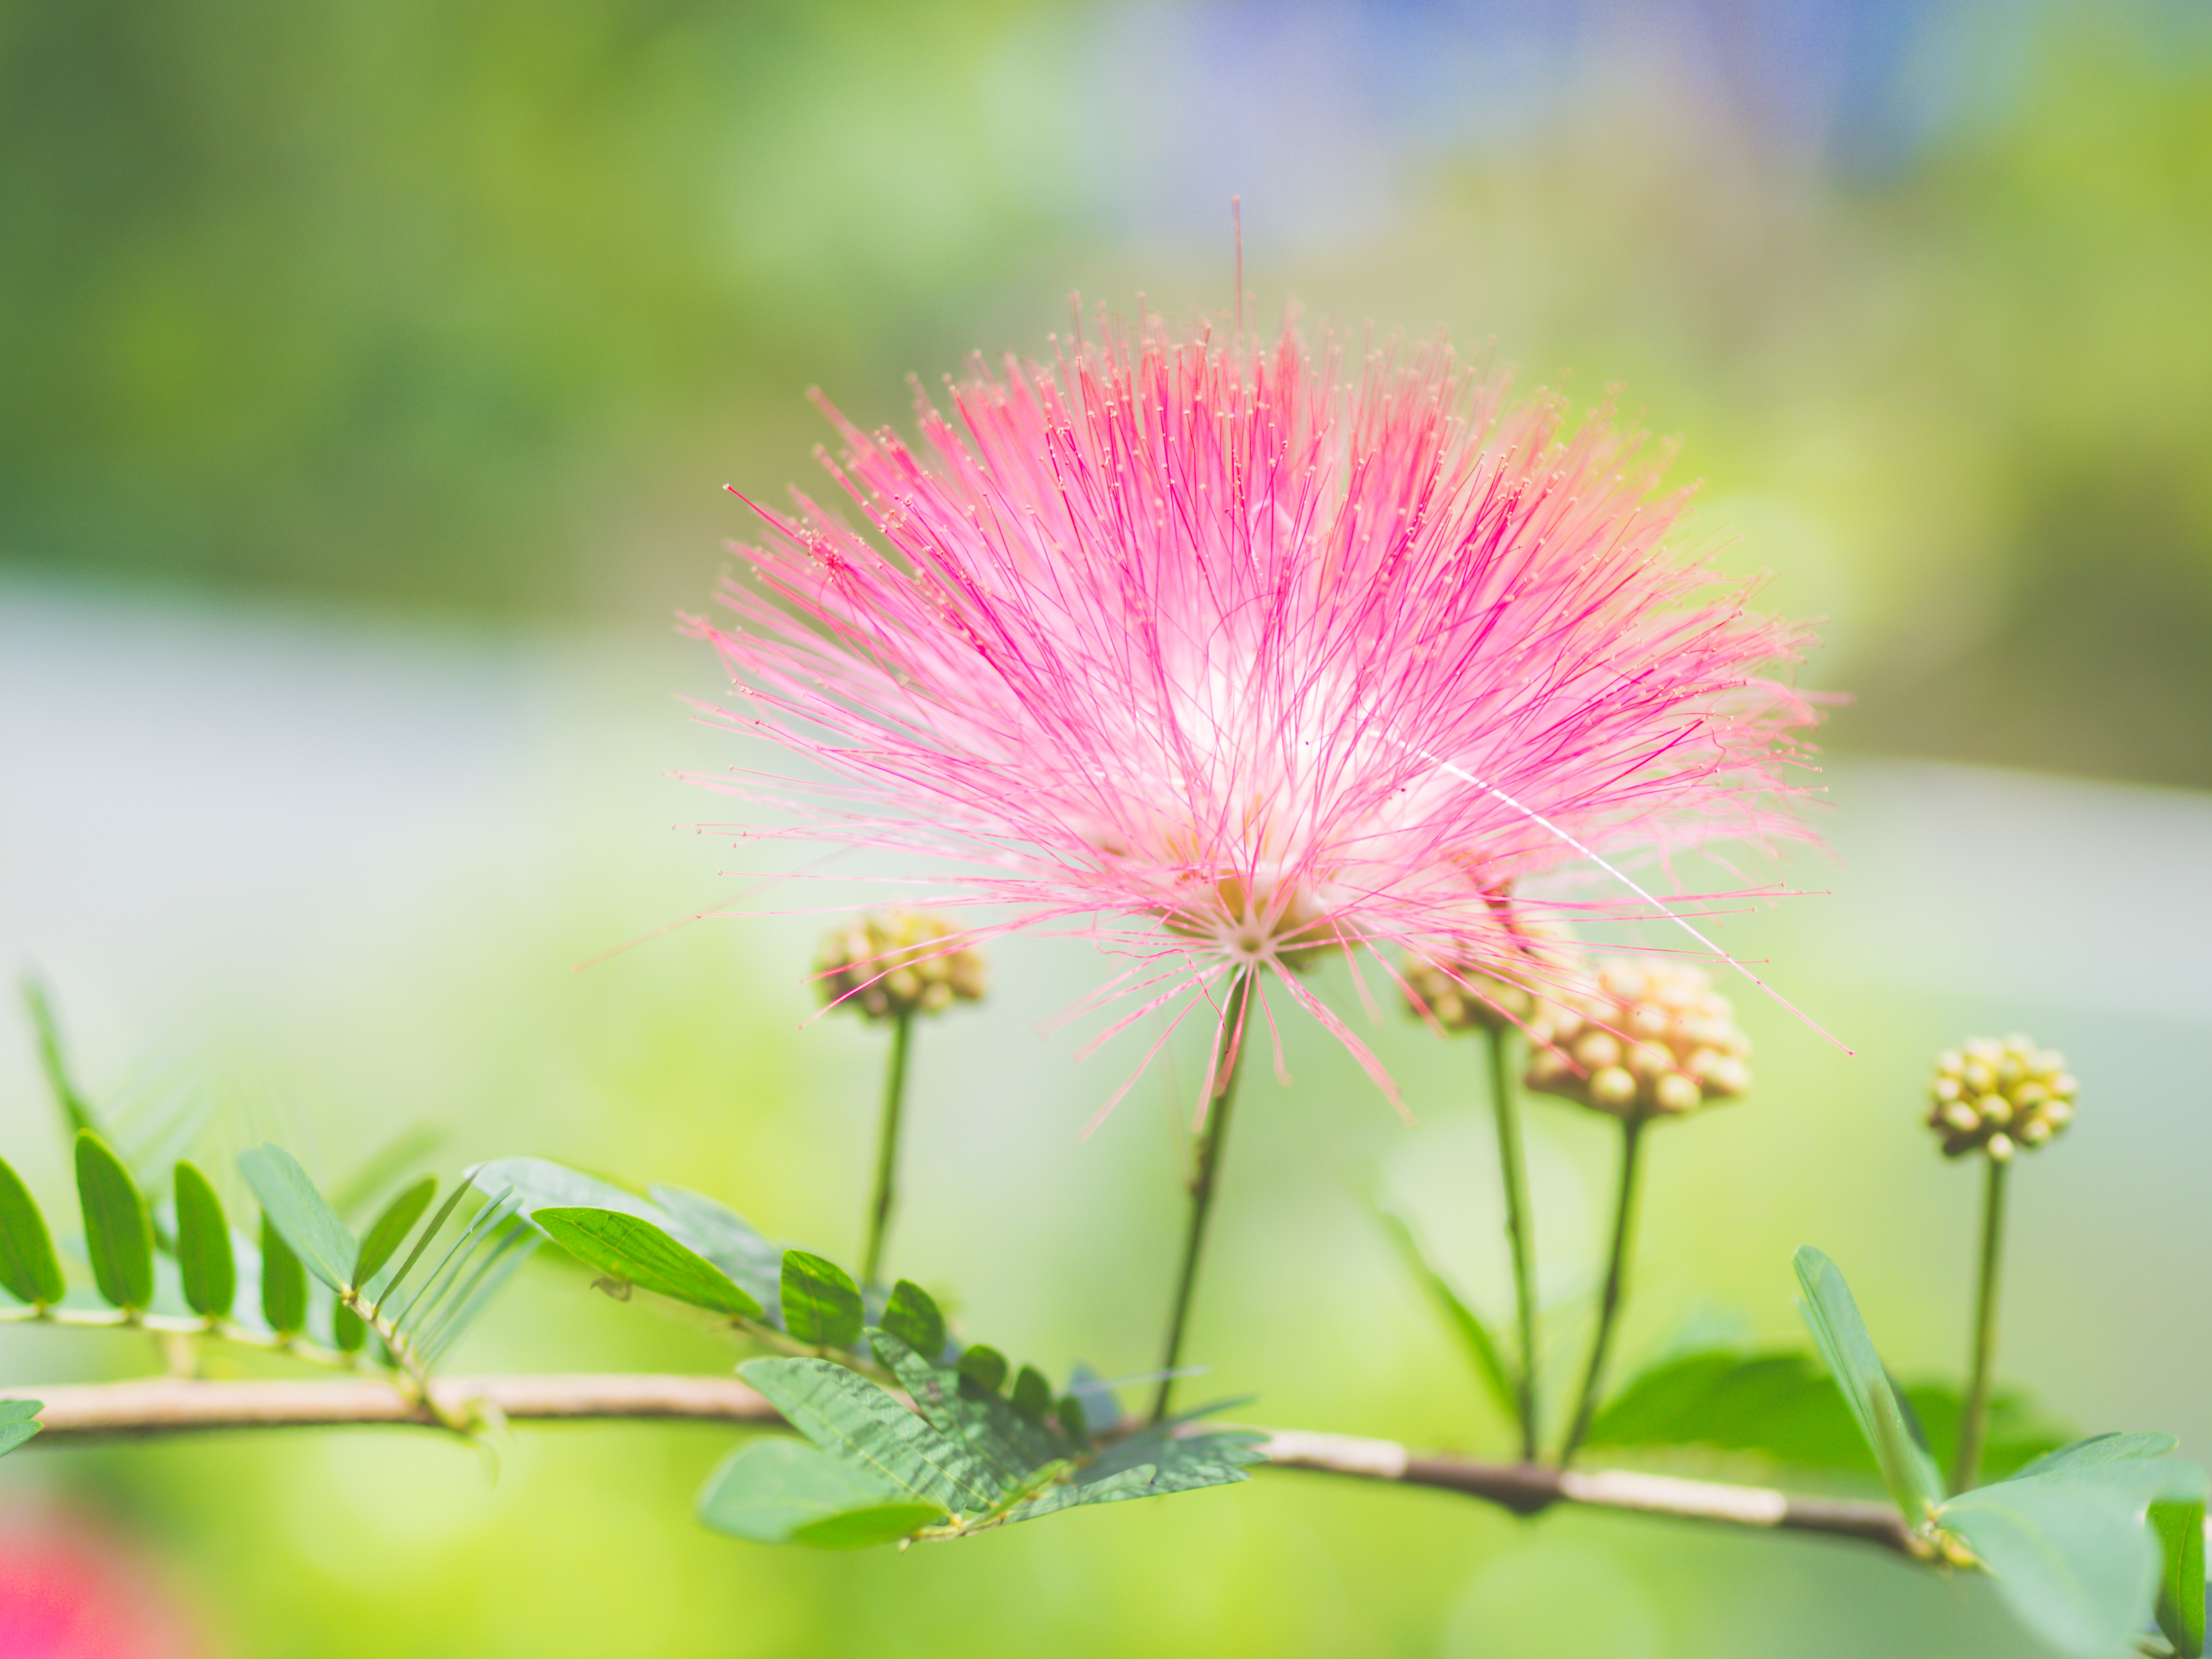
{"left": 1524, "top": 958, "right": 1751, "bottom": 1120}
{"left": 1401, "top": 916, "right": 1578, "bottom": 1035}
{"left": 1925, "top": 1034, "right": 2075, "bottom": 1162}
{"left": 815, "top": 910, "right": 988, "bottom": 1022}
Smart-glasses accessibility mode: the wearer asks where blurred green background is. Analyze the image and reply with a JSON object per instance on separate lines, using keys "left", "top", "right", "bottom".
{"left": 3, "top": 1, "right": 2210, "bottom": 1654}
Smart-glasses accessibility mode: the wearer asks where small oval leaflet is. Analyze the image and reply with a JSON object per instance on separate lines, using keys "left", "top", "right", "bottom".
{"left": 238, "top": 1145, "right": 357, "bottom": 1293}
{"left": 75, "top": 1130, "right": 154, "bottom": 1312}
{"left": 880, "top": 1278, "right": 945, "bottom": 1360}
{"left": 354, "top": 1175, "right": 437, "bottom": 1286}
{"left": 173, "top": 1161, "right": 236, "bottom": 1320}
{"left": 956, "top": 1345, "right": 1009, "bottom": 1397}
{"left": 260, "top": 1214, "right": 307, "bottom": 1337}
{"left": 0, "top": 1154, "right": 65, "bottom": 1309}
{"left": 534, "top": 1206, "right": 762, "bottom": 1319}
{"left": 780, "top": 1250, "right": 863, "bottom": 1350}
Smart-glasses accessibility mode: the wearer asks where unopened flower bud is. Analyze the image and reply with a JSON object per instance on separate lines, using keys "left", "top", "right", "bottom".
{"left": 1925, "top": 1034, "right": 2075, "bottom": 1160}
{"left": 1523, "top": 957, "right": 1751, "bottom": 1120}
{"left": 815, "top": 910, "right": 987, "bottom": 1022}
{"left": 1401, "top": 911, "right": 1579, "bottom": 1034}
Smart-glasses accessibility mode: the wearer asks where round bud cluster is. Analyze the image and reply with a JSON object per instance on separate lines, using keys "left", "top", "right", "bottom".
{"left": 1926, "top": 1035, "right": 2075, "bottom": 1162}
{"left": 1402, "top": 919, "right": 1579, "bottom": 1034}
{"left": 814, "top": 911, "right": 987, "bottom": 1020}
{"left": 1523, "top": 958, "right": 1751, "bottom": 1119}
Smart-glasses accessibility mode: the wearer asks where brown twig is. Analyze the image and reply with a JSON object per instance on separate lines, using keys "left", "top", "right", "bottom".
{"left": 11, "top": 1376, "right": 1914, "bottom": 1556}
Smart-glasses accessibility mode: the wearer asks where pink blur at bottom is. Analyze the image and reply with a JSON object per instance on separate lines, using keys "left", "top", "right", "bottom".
{"left": 0, "top": 1508, "right": 205, "bottom": 1659}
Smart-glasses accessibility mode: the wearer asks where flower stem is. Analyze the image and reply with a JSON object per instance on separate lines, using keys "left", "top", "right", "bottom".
{"left": 1485, "top": 1025, "right": 1541, "bottom": 1462}
{"left": 860, "top": 1010, "right": 915, "bottom": 1287}
{"left": 1558, "top": 1111, "right": 1648, "bottom": 1465}
{"left": 1953, "top": 1155, "right": 2010, "bottom": 1494}
{"left": 1151, "top": 968, "right": 1258, "bottom": 1425}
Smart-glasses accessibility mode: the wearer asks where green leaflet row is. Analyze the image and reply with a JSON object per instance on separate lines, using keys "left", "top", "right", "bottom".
{"left": 0, "top": 1138, "right": 535, "bottom": 1372}
{"left": 499, "top": 1156, "right": 1262, "bottom": 1550}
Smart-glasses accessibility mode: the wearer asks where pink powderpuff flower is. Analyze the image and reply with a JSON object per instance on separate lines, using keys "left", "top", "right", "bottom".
{"left": 685, "top": 311, "right": 1820, "bottom": 1123}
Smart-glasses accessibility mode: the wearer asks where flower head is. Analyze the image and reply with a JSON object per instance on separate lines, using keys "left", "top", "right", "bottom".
{"left": 815, "top": 909, "right": 988, "bottom": 1020}
{"left": 1524, "top": 957, "right": 1752, "bottom": 1118}
{"left": 1927, "top": 1035, "right": 2076, "bottom": 1162}
{"left": 1402, "top": 909, "right": 1582, "bottom": 1035}
{"left": 690, "top": 311, "right": 1817, "bottom": 1115}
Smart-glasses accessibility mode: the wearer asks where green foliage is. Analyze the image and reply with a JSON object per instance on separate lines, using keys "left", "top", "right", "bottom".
{"left": 2151, "top": 1494, "right": 2205, "bottom": 1658}
{"left": 1376, "top": 1206, "right": 1518, "bottom": 1429}
{"left": 880, "top": 1279, "right": 946, "bottom": 1361}
{"left": 0, "top": 1399, "right": 41, "bottom": 1458}
{"left": 1010, "top": 1366, "right": 1054, "bottom": 1423}
{"left": 0, "top": 1153, "right": 65, "bottom": 1308}
{"left": 955, "top": 1345, "right": 1008, "bottom": 1396}
{"left": 386, "top": 1188, "right": 537, "bottom": 1368}
{"left": 239, "top": 1144, "right": 357, "bottom": 1293}
{"left": 1586, "top": 1347, "right": 2069, "bottom": 1484}
{"left": 354, "top": 1176, "right": 437, "bottom": 1286}
{"left": 649, "top": 1186, "right": 783, "bottom": 1316}
{"left": 75, "top": 1130, "right": 154, "bottom": 1311}
{"left": 1792, "top": 1246, "right": 1944, "bottom": 1521}
{"left": 1789, "top": 1247, "right": 2207, "bottom": 1659}
{"left": 1938, "top": 1437, "right": 2208, "bottom": 1659}
{"left": 259, "top": 1214, "right": 307, "bottom": 1337}
{"left": 696, "top": 1438, "right": 943, "bottom": 1548}
{"left": 534, "top": 1207, "right": 761, "bottom": 1319}
{"left": 172, "top": 1161, "right": 235, "bottom": 1320}
{"left": 703, "top": 1328, "right": 1262, "bottom": 1550}
{"left": 780, "top": 1250, "right": 863, "bottom": 1350}
{"left": 331, "top": 1301, "right": 368, "bottom": 1354}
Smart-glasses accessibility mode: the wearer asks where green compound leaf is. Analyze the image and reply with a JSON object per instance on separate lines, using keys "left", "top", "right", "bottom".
{"left": 0, "top": 1399, "right": 41, "bottom": 1459}
{"left": 259, "top": 1214, "right": 307, "bottom": 1336}
{"left": 740, "top": 1356, "right": 1004, "bottom": 1515}
{"left": 535, "top": 1207, "right": 761, "bottom": 1319}
{"left": 2153, "top": 1494, "right": 2207, "bottom": 1659}
{"left": 469, "top": 1157, "right": 658, "bottom": 1222}
{"left": 1586, "top": 1347, "right": 2070, "bottom": 1484}
{"left": 1377, "top": 1207, "right": 1518, "bottom": 1428}
{"left": 239, "top": 1145, "right": 356, "bottom": 1293}
{"left": 1939, "top": 1437, "right": 2207, "bottom": 1659}
{"left": 697, "top": 1437, "right": 943, "bottom": 1548}
{"left": 2010, "top": 1431, "right": 2180, "bottom": 1482}
{"left": 649, "top": 1185, "right": 783, "bottom": 1315}
{"left": 998, "top": 1422, "right": 1265, "bottom": 1525}
{"left": 75, "top": 1130, "right": 154, "bottom": 1311}
{"left": 172, "top": 1161, "right": 235, "bottom": 1319}
{"left": 331, "top": 1299, "right": 368, "bottom": 1353}
{"left": 0, "top": 1154, "right": 65, "bottom": 1308}
{"left": 871, "top": 1330, "right": 1066, "bottom": 1482}
{"left": 353, "top": 1175, "right": 436, "bottom": 1287}
{"left": 881, "top": 1278, "right": 946, "bottom": 1360}
{"left": 780, "top": 1250, "right": 864, "bottom": 1349}
{"left": 1942, "top": 1479, "right": 2160, "bottom": 1658}
{"left": 1793, "top": 1246, "right": 1944, "bottom": 1522}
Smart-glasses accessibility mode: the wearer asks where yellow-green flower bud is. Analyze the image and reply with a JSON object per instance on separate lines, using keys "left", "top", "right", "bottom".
{"left": 1925, "top": 1034, "right": 2074, "bottom": 1160}
{"left": 1402, "top": 916, "right": 1579, "bottom": 1034}
{"left": 815, "top": 910, "right": 987, "bottom": 1021}
{"left": 1523, "top": 957, "right": 1751, "bottom": 1120}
